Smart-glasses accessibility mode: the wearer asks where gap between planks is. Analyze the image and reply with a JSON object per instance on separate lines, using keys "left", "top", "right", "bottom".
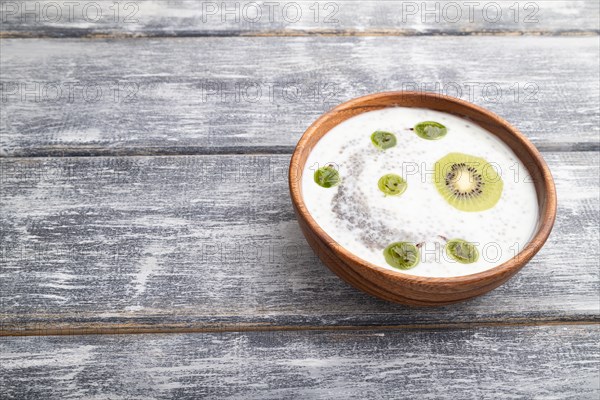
{"left": 2, "top": 319, "right": 599, "bottom": 338}
{"left": 0, "top": 143, "right": 598, "bottom": 159}
{"left": 1, "top": 29, "right": 599, "bottom": 39}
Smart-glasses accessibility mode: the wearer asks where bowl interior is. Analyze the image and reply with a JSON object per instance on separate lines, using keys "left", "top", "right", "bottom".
{"left": 289, "top": 91, "right": 557, "bottom": 283}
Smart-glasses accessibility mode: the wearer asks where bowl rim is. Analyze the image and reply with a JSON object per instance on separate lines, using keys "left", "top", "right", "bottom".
{"left": 289, "top": 91, "right": 557, "bottom": 286}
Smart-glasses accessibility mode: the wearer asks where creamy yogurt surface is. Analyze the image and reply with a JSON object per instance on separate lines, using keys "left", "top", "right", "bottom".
{"left": 301, "top": 107, "right": 539, "bottom": 277}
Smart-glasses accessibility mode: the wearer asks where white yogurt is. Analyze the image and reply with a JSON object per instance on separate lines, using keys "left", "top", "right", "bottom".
{"left": 302, "top": 107, "right": 539, "bottom": 277}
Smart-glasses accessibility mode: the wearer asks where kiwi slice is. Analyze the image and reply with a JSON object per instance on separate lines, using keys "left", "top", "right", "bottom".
{"left": 378, "top": 174, "right": 407, "bottom": 196}
{"left": 414, "top": 121, "right": 447, "bottom": 140}
{"left": 314, "top": 165, "right": 340, "bottom": 188}
{"left": 434, "top": 153, "right": 503, "bottom": 212}
{"left": 383, "top": 242, "right": 420, "bottom": 270}
{"left": 371, "top": 131, "right": 397, "bottom": 150}
{"left": 446, "top": 239, "right": 479, "bottom": 264}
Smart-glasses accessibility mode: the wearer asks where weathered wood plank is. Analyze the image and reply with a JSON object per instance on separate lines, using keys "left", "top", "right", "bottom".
{"left": 1, "top": 325, "right": 599, "bottom": 399}
{"left": 1, "top": 0, "right": 598, "bottom": 37}
{"left": 0, "top": 152, "right": 598, "bottom": 334}
{"left": 0, "top": 36, "right": 598, "bottom": 156}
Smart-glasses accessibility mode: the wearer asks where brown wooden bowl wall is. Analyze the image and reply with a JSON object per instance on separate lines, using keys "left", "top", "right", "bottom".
{"left": 289, "top": 92, "right": 557, "bottom": 306}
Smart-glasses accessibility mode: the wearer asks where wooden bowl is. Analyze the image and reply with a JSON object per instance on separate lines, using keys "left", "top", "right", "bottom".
{"left": 289, "top": 92, "right": 557, "bottom": 306}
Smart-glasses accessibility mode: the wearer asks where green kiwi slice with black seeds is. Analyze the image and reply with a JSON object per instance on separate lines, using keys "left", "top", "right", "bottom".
{"left": 434, "top": 152, "right": 503, "bottom": 212}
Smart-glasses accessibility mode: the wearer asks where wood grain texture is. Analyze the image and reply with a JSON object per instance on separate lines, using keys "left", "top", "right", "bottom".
{"left": 1, "top": 152, "right": 597, "bottom": 334}
{"left": 1, "top": 0, "right": 598, "bottom": 38}
{"left": 1, "top": 325, "right": 599, "bottom": 399}
{"left": 1, "top": 36, "right": 599, "bottom": 157}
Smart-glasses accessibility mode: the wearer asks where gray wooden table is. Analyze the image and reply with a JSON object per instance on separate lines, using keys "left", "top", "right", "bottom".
{"left": 1, "top": 1, "right": 599, "bottom": 398}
